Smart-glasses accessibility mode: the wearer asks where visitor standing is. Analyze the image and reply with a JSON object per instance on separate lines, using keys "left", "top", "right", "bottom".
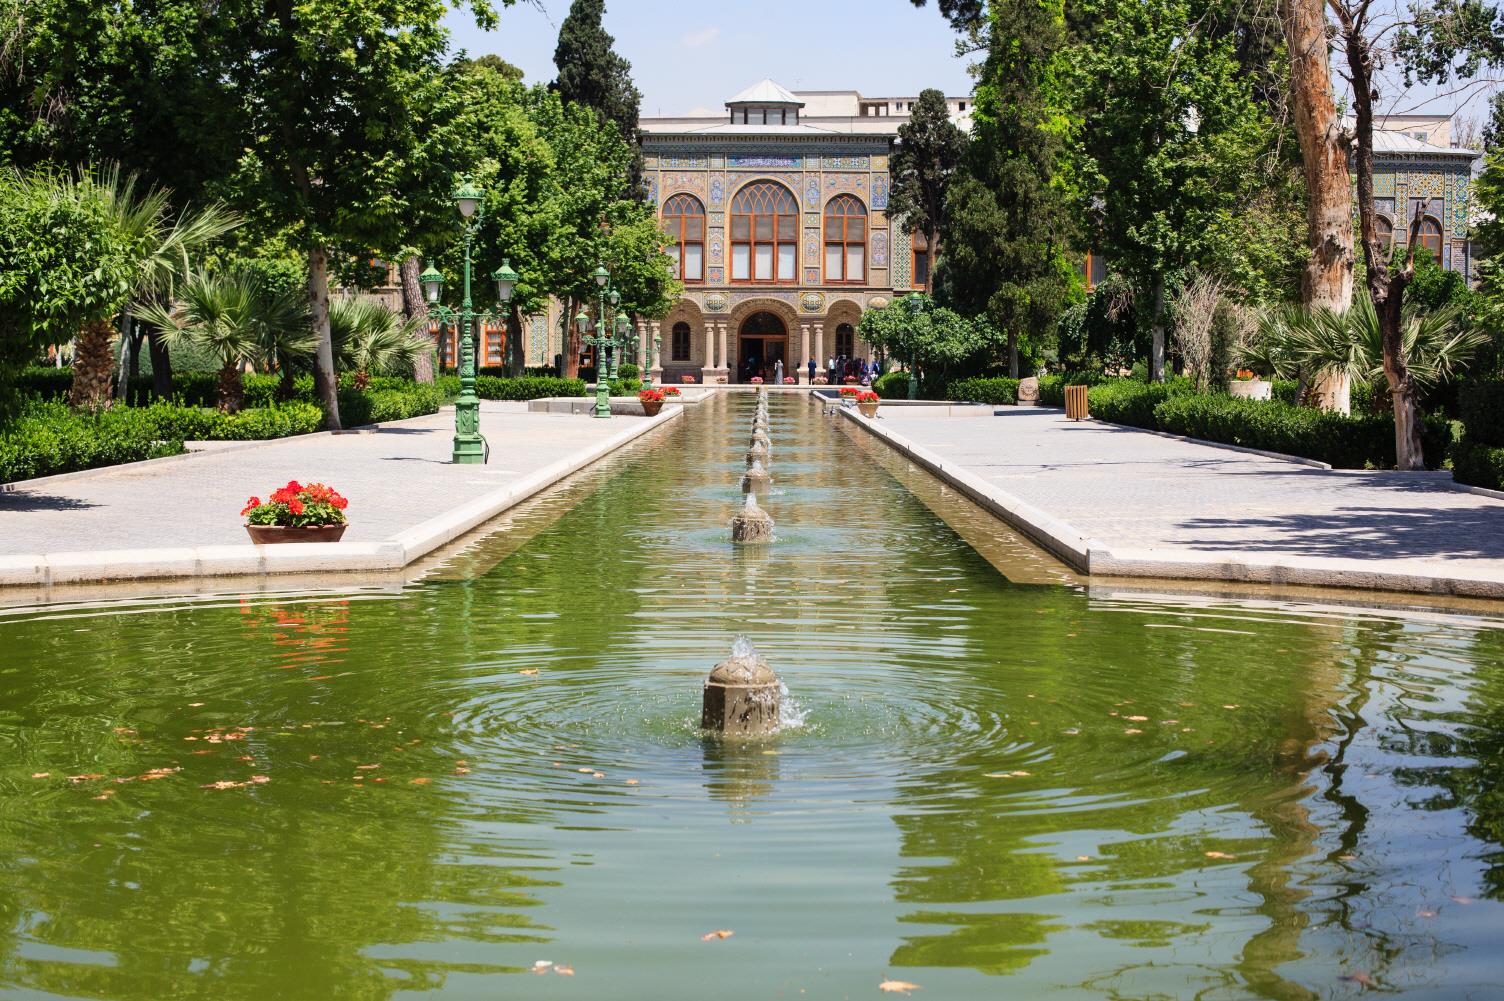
{"left": 807, "top": 357, "right": 816, "bottom": 383}
{"left": 774, "top": 358, "right": 784, "bottom": 385}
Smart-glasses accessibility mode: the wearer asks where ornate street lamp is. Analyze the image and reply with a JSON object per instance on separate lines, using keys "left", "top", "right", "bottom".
{"left": 576, "top": 265, "right": 614, "bottom": 418}
{"left": 426, "top": 174, "right": 517, "bottom": 463}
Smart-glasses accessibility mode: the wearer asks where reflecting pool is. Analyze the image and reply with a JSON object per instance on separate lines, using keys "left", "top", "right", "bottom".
{"left": 2, "top": 393, "right": 1502, "bottom": 999}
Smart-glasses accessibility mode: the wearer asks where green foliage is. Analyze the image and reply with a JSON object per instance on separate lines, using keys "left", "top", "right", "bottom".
{"left": 859, "top": 294, "right": 1005, "bottom": 390}
{"left": 948, "top": 377, "right": 1020, "bottom": 405}
{"left": 1054, "top": 274, "right": 1139, "bottom": 371}
{"left": 438, "top": 374, "right": 587, "bottom": 401}
{"left": 552, "top": 0, "right": 643, "bottom": 186}
{"left": 337, "top": 384, "right": 445, "bottom": 426}
{"left": 1459, "top": 380, "right": 1504, "bottom": 446}
{"left": 888, "top": 88, "right": 966, "bottom": 247}
{"left": 1037, "top": 372, "right": 1109, "bottom": 406}
{"left": 329, "top": 297, "right": 425, "bottom": 380}
{"left": 1152, "top": 393, "right": 1453, "bottom": 469}
{"left": 873, "top": 371, "right": 914, "bottom": 400}
{"left": 1449, "top": 437, "right": 1504, "bottom": 490}
{"left": 1086, "top": 379, "right": 1188, "bottom": 428}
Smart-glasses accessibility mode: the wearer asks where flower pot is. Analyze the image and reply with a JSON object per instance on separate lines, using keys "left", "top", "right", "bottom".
{"left": 858, "top": 401, "right": 880, "bottom": 418}
{"left": 245, "top": 524, "right": 348, "bottom": 544}
{"left": 641, "top": 399, "right": 663, "bottom": 417}
{"left": 1228, "top": 379, "right": 1271, "bottom": 401}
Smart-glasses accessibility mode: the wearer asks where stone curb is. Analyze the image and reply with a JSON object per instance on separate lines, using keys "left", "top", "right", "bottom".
{"left": 842, "top": 408, "right": 1504, "bottom": 600}
{"left": 0, "top": 408, "right": 681, "bottom": 589}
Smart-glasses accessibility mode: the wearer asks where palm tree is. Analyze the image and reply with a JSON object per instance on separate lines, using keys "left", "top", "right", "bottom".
{"left": 329, "top": 297, "right": 427, "bottom": 389}
{"left": 136, "top": 269, "right": 308, "bottom": 412}
{"left": 64, "top": 166, "right": 238, "bottom": 410}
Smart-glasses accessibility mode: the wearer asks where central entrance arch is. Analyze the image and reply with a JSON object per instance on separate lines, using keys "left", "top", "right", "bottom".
{"left": 737, "top": 310, "right": 788, "bottom": 383}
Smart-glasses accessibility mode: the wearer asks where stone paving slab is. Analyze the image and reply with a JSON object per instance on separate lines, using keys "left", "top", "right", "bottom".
{"left": 0, "top": 401, "right": 679, "bottom": 586}
{"left": 849, "top": 406, "right": 1504, "bottom": 599}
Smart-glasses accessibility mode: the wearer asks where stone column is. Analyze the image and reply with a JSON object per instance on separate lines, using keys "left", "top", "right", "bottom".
{"left": 814, "top": 322, "right": 826, "bottom": 381}
{"left": 635, "top": 319, "right": 650, "bottom": 386}
{"left": 718, "top": 322, "right": 730, "bottom": 380}
{"left": 701, "top": 319, "right": 717, "bottom": 384}
{"left": 649, "top": 320, "right": 663, "bottom": 385}
{"left": 800, "top": 324, "right": 811, "bottom": 384}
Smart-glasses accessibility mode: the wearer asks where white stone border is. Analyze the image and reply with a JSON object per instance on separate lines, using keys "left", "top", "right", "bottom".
{"left": 0, "top": 409, "right": 681, "bottom": 588}
{"left": 842, "top": 408, "right": 1504, "bottom": 600}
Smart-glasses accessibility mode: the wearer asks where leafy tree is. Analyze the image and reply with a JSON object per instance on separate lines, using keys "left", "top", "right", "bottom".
{"left": 860, "top": 294, "right": 1005, "bottom": 393}
{"left": 552, "top": 0, "right": 644, "bottom": 191}
{"left": 942, "top": 0, "right": 1076, "bottom": 378}
{"left": 888, "top": 88, "right": 967, "bottom": 250}
{"left": 1483, "top": 91, "right": 1504, "bottom": 151}
{"left": 1062, "top": 0, "right": 1273, "bottom": 383}
{"left": 330, "top": 298, "right": 427, "bottom": 388}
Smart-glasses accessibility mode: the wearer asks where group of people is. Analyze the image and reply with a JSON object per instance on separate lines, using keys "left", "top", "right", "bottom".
{"left": 818, "top": 356, "right": 880, "bottom": 385}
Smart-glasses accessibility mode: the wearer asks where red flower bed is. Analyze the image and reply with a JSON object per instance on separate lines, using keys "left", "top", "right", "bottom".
{"left": 242, "top": 480, "right": 348, "bottom": 528}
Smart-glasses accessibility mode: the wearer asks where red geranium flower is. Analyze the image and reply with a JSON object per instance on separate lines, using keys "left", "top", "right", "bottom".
{"left": 287, "top": 498, "right": 305, "bottom": 516}
{"left": 240, "top": 497, "right": 261, "bottom": 517}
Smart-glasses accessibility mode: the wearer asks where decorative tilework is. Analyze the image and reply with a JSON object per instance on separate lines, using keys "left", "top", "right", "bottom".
{"left": 804, "top": 213, "right": 821, "bottom": 228}
{"left": 824, "top": 173, "right": 869, "bottom": 202}
{"left": 710, "top": 236, "right": 723, "bottom": 265}
{"left": 872, "top": 210, "right": 886, "bottom": 228}
{"left": 646, "top": 176, "right": 659, "bottom": 204}
{"left": 892, "top": 228, "right": 912, "bottom": 289}
{"left": 730, "top": 155, "right": 801, "bottom": 168}
{"left": 823, "top": 155, "right": 870, "bottom": 170}
{"left": 871, "top": 173, "right": 889, "bottom": 210}
{"left": 661, "top": 172, "right": 708, "bottom": 198}
{"left": 872, "top": 155, "right": 888, "bottom": 171}
{"left": 872, "top": 231, "right": 888, "bottom": 268}
{"left": 804, "top": 228, "right": 821, "bottom": 265}
{"left": 530, "top": 316, "right": 546, "bottom": 365}
{"left": 661, "top": 156, "right": 710, "bottom": 168}
{"left": 804, "top": 176, "right": 821, "bottom": 208}
{"left": 801, "top": 292, "right": 825, "bottom": 313}
{"left": 644, "top": 155, "right": 659, "bottom": 168}
{"left": 709, "top": 211, "right": 725, "bottom": 226}
{"left": 1374, "top": 172, "right": 1395, "bottom": 197}
{"left": 705, "top": 288, "right": 727, "bottom": 307}
{"left": 709, "top": 174, "right": 725, "bottom": 205}
{"left": 731, "top": 291, "right": 800, "bottom": 307}
{"left": 804, "top": 267, "right": 821, "bottom": 285}
{"left": 729, "top": 172, "right": 802, "bottom": 196}
{"left": 710, "top": 155, "right": 725, "bottom": 168}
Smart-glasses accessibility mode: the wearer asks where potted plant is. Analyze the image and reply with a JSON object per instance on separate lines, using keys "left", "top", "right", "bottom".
{"left": 783, "top": 377, "right": 796, "bottom": 385}
{"left": 681, "top": 374, "right": 697, "bottom": 384}
{"left": 1228, "top": 367, "right": 1272, "bottom": 401}
{"left": 242, "top": 481, "right": 349, "bottom": 543}
{"left": 750, "top": 376, "right": 763, "bottom": 384}
{"left": 662, "top": 385, "right": 682, "bottom": 397}
{"left": 639, "top": 387, "right": 666, "bottom": 417}
{"left": 839, "top": 386, "right": 861, "bottom": 398}
{"left": 844, "top": 376, "right": 859, "bottom": 384}
{"left": 856, "top": 390, "right": 881, "bottom": 418}
{"left": 812, "top": 376, "right": 828, "bottom": 385}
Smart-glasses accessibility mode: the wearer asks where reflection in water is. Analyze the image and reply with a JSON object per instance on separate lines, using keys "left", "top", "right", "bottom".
{"left": 0, "top": 394, "right": 1502, "bottom": 999}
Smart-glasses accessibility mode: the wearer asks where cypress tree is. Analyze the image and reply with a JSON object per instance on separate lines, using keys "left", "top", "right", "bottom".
{"left": 888, "top": 88, "right": 966, "bottom": 250}
{"left": 553, "top": 0, "right": 644, "bottom": 191}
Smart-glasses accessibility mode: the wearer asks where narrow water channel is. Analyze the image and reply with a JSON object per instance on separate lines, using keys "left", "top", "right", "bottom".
{"left": 2, "top": 393, "right": 1503, "bottom": 999}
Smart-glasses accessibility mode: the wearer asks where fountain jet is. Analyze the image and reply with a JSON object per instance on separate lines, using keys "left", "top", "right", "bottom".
{"left": 703, "top": 635, "right": 780, "bottom": 736}
{"left": 741, "top": 460, "right": 771, "bottom": 496}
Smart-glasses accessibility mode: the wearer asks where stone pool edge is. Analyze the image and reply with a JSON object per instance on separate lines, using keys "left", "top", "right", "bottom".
{"left": 841, "top": 408, "right": 1504, "bottom": 600}
{"left": 0, "top": 408, "right": 682, "bottom": 589}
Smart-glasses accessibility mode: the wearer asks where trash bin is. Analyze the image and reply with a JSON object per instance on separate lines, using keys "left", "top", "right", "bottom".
{"left": 1064, "top": 384, "right": 1089, "bottom": 420}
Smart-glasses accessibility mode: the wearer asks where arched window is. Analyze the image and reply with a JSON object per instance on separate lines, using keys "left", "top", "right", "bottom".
{"left": 824, "top": 195, "right": 867, "bottom": 283}
{"left": 836, "top": 323, "right": 855, "bottom": 357}
{"left": 1375, "top": 216, "right": 1394, "bottom": 255}
{"left": 731, "top": 182, "right": 798, "bottom": 283}
{"left": 1417, "top": 216, "right": 1443, "bottom": 261}
{"left": 663, "top": 194, "right": 705, "bottom": 283}
{"left": 671, "top": 321, "right": 691, "bottom": 361}
{"left": 912, "top": 229, "right": 931, "bottom": 290}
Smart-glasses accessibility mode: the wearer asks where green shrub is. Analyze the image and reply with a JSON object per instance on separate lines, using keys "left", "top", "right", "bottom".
{"left": 1459, "top": 380, "right": 1504, "bottom": 447}
{"left": 607, "top": 378, "right": 643, "bottom": 396}
{"left": 1087, "top": 380, "right": 1174, "bottom": 428}
{"left": 1039, "top": 371, "right": 1108, "bottom": 407}
{"left": 1450, "top": 437, "right": 1504, "bottom": 490}
{"left": 873, "top": 371, "right": 912, "bottom": 399}
{"left": 16, "top": 366, "right": 74, "bottom": 400}
{"left": 619, "top": 364, "right": 640, "bottom": 382}
{"left": 1152, "top": 393, "right": 1452, "bottom": 469}
{"left": 339, "top": 383, "right": 445, "bottom": 426}
{"left": 207, "top": 403, "right": 324, "bottom": 440}
{"left": 0, "top": 400, "right": 183, "bottom": 483}
{"left": 470, "top": 375, "right": 587, "bottom": 400}
{"left": 949, "top": 377, "right": 1019, "bottom": 405}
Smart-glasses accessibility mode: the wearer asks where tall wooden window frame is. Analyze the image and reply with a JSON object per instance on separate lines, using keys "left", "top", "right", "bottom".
{"left": 730, "top": 182, "right": 798, "bottom": 285}
{"left": 1375, "top": 216, "right": 1395, "bottom": 254}
{"left": 911, "top": 229, "right": 931, "bottom": 290}
{"left": 823, "top": 194, "right": 868, "bottom": 284}
{"left": 662, "top": 193, "right": 706, "bottom": 283}
{"left": 1416, "top": 216, "right": 1443, "bottom": 260}
{"left": 671, "top": 321, "right": 692, "bottom": 361}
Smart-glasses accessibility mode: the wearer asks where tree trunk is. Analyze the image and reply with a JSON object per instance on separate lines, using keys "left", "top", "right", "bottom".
{"left": 508, "top": 306, "right": 526, "bottom": 377}
{"left": 308, "top": 246, "right": 342, "bottom": 431}
{"left": 217, "top": 362, "right": 245, "bottom": 414}
{"left": 399, "top": 256, "right": 436, "bottom": 384}
{"left": 277, "top": 356, "right": 298, "bottom": 401}
{"left": 69, "top": 318, "right": 118, "bottom": 410}
{"left": 147, "top": 331, "right": 173, "bottom": 400}
{"left": 1150, "top": 277, "right": 1166, "bottom": 383}
{"left": 114, "top": 316, "right": 134, "bottom": 401}
{"left": 1008, "top": 330, "right": 1019, "bottom": 378}
{"left": 563, "top": 296, "right": 581, "bottom": 380}
{"left": 1338, "top": 14, "right": 1424, "bottom": 469}
{"left": 1283, "top": 0, "right": 1356, "bottom": 414}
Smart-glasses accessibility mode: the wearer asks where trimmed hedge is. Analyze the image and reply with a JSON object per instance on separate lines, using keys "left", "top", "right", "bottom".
{"left": 439, "top": 374, "right": 587, "bottom": 401}
{"left": 1152, "top": 393, "right": 1453, "bottom": 469}
{"left": 0, "top": 401, "right": 183, "bottom": 483}
{"left": 1086, "top": 379, "right": 1189, "bottom": 428}
{"left": 339, "top": 384, "right": 445, "bottom": 426}
{"left": 1459, "top": 380, "right": 1504, "bottom": 447}
{"left": 1450, "top": 437, "right": 1504, "bottom": 490}
{"left": 873, "top": 371, "right": 912, "bottom": 399}
{"left": 1039, "top": 372, "right": 1109, "bottom": 407}
{"left": 949, "top": 377, "right": 1020, "bottom": 405}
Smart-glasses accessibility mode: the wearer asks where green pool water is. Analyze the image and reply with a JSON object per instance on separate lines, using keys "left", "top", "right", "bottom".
{"left": 2, "top": 393, "right": 1502, "bottom": 1000}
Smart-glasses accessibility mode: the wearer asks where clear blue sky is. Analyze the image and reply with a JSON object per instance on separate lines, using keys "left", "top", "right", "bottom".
{"left": 444, "top": 0, "right": 976, "bottom": 116}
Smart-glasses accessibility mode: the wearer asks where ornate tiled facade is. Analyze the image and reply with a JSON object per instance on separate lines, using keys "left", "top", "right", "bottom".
{"left": 1364, "top": 128, "right": 1480, "bottom": 276}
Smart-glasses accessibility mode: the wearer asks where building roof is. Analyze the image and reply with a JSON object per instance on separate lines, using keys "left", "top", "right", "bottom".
{"left": 726, "top": 78, "right": 804, "bottom": 107}
{"left": 1362, "top": 125, "right": 1480, "bottom": 158}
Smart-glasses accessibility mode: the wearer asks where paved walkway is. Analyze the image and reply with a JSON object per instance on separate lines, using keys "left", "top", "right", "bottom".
{"left": 852, "top": 406, "right": 1504, "bottom": 598}
{"left": 0, "top": 402, "right": 678, "bottom": 587}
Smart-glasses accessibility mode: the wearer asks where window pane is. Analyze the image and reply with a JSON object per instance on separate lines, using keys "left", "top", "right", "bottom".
{"left": 914, "top": 250, "right": 930, "bottom": 286}
{"left": 847, "top": 245, "right": 865, "bottom": 281}
{"left": 685, "top": 217, "right": 704, "bottom": 240}
{"left": 848, "top": 218, "right": 865, "bottom": 240}
{"left": 825, "top": 245, "right": 842, "bottom": 279}
{"left": 732, "top": 215, "right": 750, "bottom": 240}
{"left": 755, "top": 245, "right": 773, "bottom": 279}
{"left": 778, "top": 242, "right": 795, "bottom": 279}
{"left": 755, "top": 214, "right": 773, "bottom": 240}
{"left": 732, "top": 246, "right": 750, "bottom": 280}
{"left": 684, "top": 245, "right": 703, "bottom": 280}
{"left": 778, "top": 215, "right": 796, "bottom": 239}
{"left": 824, "top": 217, "right": 841, "bottom": 239}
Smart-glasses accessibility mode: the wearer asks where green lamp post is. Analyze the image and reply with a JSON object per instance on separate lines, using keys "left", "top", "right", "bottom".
{"left": 423, "top": 175, "right": 518, "bottom": 463}
{"left": 575, "top": 265, "right": 613, "bottom": 418}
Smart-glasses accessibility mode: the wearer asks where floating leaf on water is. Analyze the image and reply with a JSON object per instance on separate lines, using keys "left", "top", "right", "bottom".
{"left": 701, "top": 930, "right": 734, "bottom": 941}
{"left": 879, "top": 980, "right": 921, "bottom": 994}
{"left": 1124, "top": 728, "right": 1143, "bottom": 735}
{"left": 1062, "top": 728, "right": 1080, "bottom": 736}
{"left": 1204, "top": 851, "right": 1237, "bottom": 860}
{"left": 577, "top": 767, "right": 594, "bottom": 774}
{"left": 188, "top": 702, "right": 205, "bottom": 707}
{"left": 533, "top": 960, "right": 553, "bottom": 972}
{"left": 357, "top": 764, "right": 381, "bottom": 770}
{"left": 113, "top": 727, "right": 136, "bottom": 736}
{"left": 519, "top": 669, "right": 540, "bottom": 676}
{"left": 554, "top": 965, "right": 575, "bottom": 976}
{"left": 249, "top": 775, "right": 270, "bottom": 785}
{"left": 92, "top": 791, "right": 115, "bottom": 801}
{"left": 1451, "top": 895, "right": 1476, "bottom": 905}
{"left": 30, "top": 772, "right": 49, "bottom": 779}
{"left": 591, "top": 772, "right": 604, "bottom": 779}
{"left": 1124, "top": 716, "right": 1149, "bottom": 722}
{"left": 454, "top": 767, "right": 471, "bottom": 775}
{"left": 625, "top": 779, "right": 639, "bottom": 785}
{"left": 202, "top": 781, "right": 245, "bottom": 790}
{"left": 1222, "top": 705, "right": 1240, "bottom": 710}
{"left": 68, "top": 774, "right": 104, "bottom": 784}
{"left": 1417, "top": 908, "right": 1438, "bottom": 918}
{"left": 409, "top": 778, "right": 431, "bottom": 785}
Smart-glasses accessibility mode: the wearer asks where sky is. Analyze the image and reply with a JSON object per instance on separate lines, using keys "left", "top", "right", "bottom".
{"left": 444, "top": 0, "right": 976, "bottom": 116}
